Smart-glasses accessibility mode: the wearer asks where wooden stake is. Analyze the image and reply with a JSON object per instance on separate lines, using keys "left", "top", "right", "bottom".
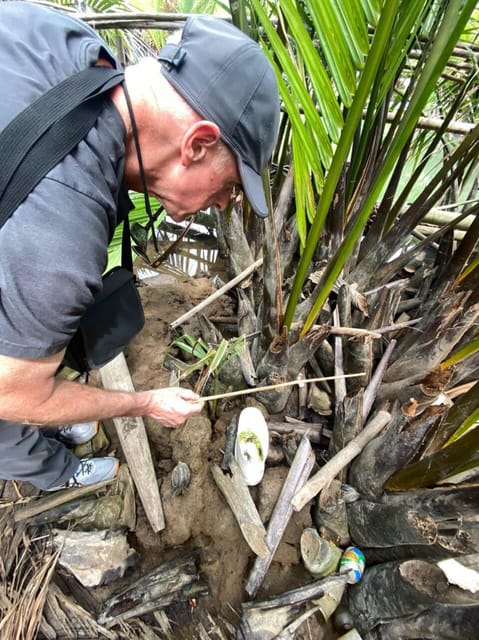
{"left": 211, "top": 459, "right": 269, "bottom": 558}
{"left": 196, "top": 373, "right": 365, "bottom": 403}
{"left": 170, "top": 257, "right": 263, "bottom": 329}
{"left": 98, "top": 553, "right": 207, "bottom": 627}
{"left": 100, "top": 353, "right": 165, "bottom": 533}
{"left": 245, "top": 435, "right": 316, "bottom": 598}
{"left": 291, "top": 410, "right": 391, "bottom": 512}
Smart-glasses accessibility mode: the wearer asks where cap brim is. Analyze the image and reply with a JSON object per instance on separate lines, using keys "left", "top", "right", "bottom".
{"left": 237, "top": 159, "right": 269, "bottom": 218}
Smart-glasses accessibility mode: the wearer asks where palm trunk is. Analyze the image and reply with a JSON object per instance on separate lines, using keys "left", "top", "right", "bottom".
{"left": 349, "top": 406, "right": 441, "bottom": 499}
{"left": 347, "top": 484, "right": 479, "bottom": 562}
{"left": 347, "top": 558, "right": 479, "bottom": 638}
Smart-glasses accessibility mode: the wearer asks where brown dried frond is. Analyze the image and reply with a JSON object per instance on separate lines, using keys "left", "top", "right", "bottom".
{"left": 420, "top": 366, "right": 454, "bottom": 396}
{"left": 0, "top": 521, "right": 59, "bottom": 640}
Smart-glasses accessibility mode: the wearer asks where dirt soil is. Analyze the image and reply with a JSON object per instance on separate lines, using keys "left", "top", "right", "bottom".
{"left": 97, "top": 273, "right": 337, "bottom": 639}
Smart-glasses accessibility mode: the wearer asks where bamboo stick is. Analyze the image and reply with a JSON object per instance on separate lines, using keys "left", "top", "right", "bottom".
{"left": 291, "top": 410, "right": 391, "bottom": 512}
{"left": 13, "top": 480, "right": 115, "bottom": 523}
{"left": 328, "top": 326, "right": 383, "bottom": 339}
{"left": 362, "top": 340, "right": 396, "bottom": 420}
{"left": 195, "top": 373, "right": 364, "bottom": 403}
{"left": 170, "top": 257, "right": 263, "bottom": 329}
{"left": 374, "top": 319, "right": 421, "bottom": 334}
{"left": 333, "top": 307, "right": 347, "bottom": 405}
{"left": 245, "top": 435, "right": 316, "bottom": 597}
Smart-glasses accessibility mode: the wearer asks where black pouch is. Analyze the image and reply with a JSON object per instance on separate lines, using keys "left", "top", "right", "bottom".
{"left": 63, "top": 267, "right": 145, "bottom": 373}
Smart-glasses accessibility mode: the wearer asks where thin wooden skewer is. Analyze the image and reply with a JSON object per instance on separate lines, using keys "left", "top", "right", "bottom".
{"left": 195, "top": 373, "right": 365, "bottom": 403}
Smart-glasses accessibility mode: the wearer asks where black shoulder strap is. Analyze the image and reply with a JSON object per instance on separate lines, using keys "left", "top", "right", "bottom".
{"left": 0, "top": 66, "right": 124, "bottom": 228}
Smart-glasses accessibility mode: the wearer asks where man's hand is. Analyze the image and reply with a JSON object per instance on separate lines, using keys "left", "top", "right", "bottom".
{"left": 142, "top": 387, "right": 204, "bottom": 427}
{"left": 0, "top": 352, "right": 203, "bottom": 428}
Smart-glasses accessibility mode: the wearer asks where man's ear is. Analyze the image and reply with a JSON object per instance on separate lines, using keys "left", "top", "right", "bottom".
{"left": 181, "top": 121, "right": 221, "bottom": 165}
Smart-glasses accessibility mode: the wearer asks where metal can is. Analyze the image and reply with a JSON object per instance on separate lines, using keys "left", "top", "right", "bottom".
{"left": 316, "top": 582, "right": 346, "bottom": 623}
{"left": 339, "top": 547, "right": 365, "bottom": 584}
{"left": 300, "top": 528, "right": 342, "bottom": 577}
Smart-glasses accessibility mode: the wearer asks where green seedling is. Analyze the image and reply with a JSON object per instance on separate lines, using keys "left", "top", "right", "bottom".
{"left": 168, "top": 333, "right": 247, "bottom": 394}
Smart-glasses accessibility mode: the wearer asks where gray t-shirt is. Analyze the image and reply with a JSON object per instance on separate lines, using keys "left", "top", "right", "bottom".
{"left": 0, "top": 1, "right": 127, "bottom": 360}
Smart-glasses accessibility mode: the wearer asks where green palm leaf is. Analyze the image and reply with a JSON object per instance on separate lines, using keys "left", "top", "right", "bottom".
{"left": 283, "top": 0, "right": 402, "bottom": 330}
{"left": 331, "top": 0, "right": 370, "bottom": 68}
{"left": 297, "top": 0, "right": 477, "bottom": 335}
{"left": 306, "top": 0, "right": 359, "bottom": 107}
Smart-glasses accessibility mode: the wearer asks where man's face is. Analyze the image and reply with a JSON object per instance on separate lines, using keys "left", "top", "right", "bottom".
{"left": 150, "top": 143, "right": 241, "bottom": 223}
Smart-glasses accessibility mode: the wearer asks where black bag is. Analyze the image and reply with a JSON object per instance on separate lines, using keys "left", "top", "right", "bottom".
{"left": 62, "top": 267, "right": 145, "bottom": 372}
{"left": 0, "top": 66, "right": 145, "bottom": 372}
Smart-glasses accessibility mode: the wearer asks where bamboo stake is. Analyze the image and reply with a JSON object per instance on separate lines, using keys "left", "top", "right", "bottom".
{"left": 170, "top": 257, "right": 263, "bottom": 329}
{"left": 362, "top": 340, "right": 396, "bottom": 420}
{"left": 13, "top": 480, "right": 115, "bottom": 523}
{"left": 245, "top": 435, "right": 316, "bottom": 597}
{"left": 195, "top": 373, "right": 364, "bottom": 403}
{"left": 291, "top": 410, "right": 391, "bottom": 512}
{"left": 243, "top": 574, "right": 350, "bottom": 612}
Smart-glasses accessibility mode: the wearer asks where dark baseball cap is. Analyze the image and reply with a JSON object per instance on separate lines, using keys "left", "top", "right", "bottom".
{"left": 158, "top": 15, "right": 280, "bottom": 218}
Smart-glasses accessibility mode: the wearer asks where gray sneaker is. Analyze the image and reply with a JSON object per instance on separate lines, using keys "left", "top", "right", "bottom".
{"left": 47, "top": 457, "right": 119, "bottom": 491}
{"left": 57, "top": 421, "right": 99, "bottom": 445}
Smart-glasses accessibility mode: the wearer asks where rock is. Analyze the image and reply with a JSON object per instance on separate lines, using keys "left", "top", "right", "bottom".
{"left": 52, "top": 529, "right": 138, "bottom": 587}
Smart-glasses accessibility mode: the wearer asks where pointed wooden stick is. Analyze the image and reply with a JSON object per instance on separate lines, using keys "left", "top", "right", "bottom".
{"left": 211, "top": 459, "right": 269, "bottom": 558}
{"left": 100, "top": 353, "right": 165, "bottom": 532}
{"left": 195, "top": 373, "right": 365, "bottom": 403}
{"left": 291, "top": 409, "right": 391, "bottom": 512}
{"left": 170, "top": 257, "right": 263, "bottom": 329}
{"left": 245, "top": 435, "right": 316, "bottom": 598}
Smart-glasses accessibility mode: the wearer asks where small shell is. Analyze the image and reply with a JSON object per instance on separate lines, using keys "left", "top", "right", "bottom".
{"left": 171, "top": 461, "right": 191, "bottom": 496}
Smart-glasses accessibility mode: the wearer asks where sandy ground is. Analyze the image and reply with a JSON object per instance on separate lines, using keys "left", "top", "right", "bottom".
{"left": 107, "top": 273, "right": 337, "bottom": 638}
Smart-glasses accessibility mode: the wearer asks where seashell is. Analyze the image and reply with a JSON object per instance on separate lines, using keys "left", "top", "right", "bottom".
{"left": 234, "top": 407, "right": 269, "bottom": 486}
{"left": 171, "top": 461, "right": 191, "bottom": 496}
{"left": 307, "top": 384, "right": 332, "bottom": 415}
